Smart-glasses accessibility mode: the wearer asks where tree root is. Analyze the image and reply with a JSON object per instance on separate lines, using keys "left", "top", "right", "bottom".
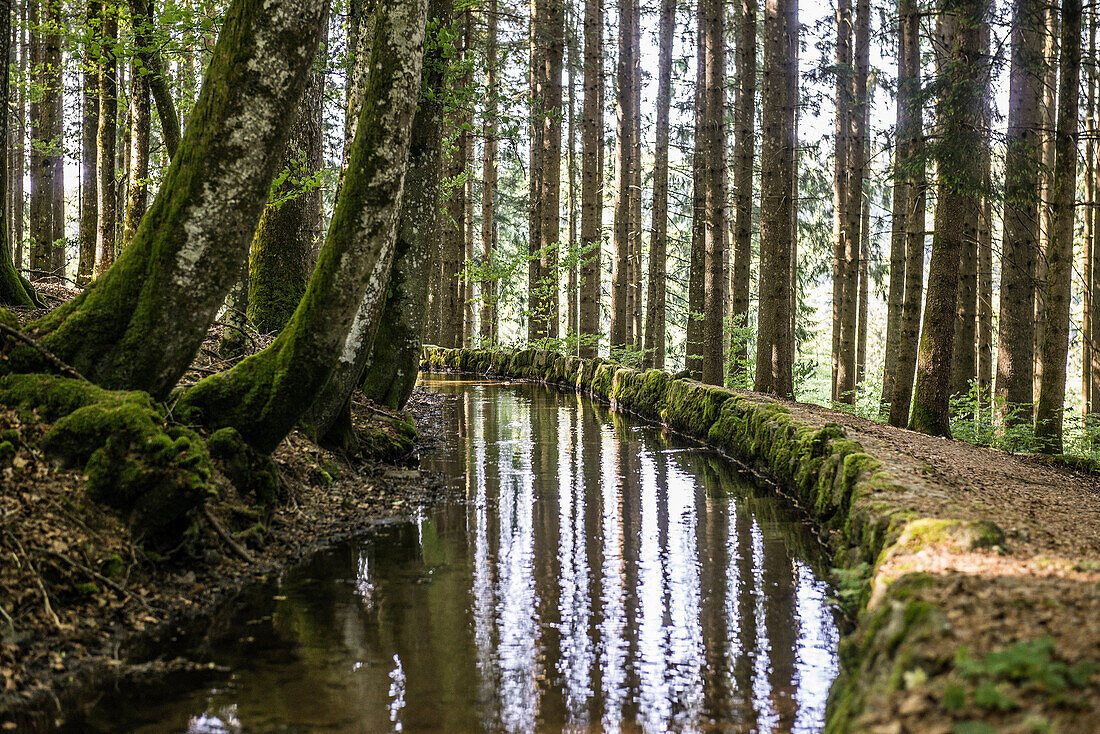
{"left": 201, "top": 504, "right": 254, "bottom": 563}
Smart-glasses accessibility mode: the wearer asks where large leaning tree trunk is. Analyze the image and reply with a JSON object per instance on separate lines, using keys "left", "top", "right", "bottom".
{"left": 173, "top": 0, "right": 429, "bottom": 455}
{"left": 1035, "top": 0, "right": 1082, "bottom": 453}
{"left": 21, "top": 0, "right": 330, "bottom": 398}
{"left": 994, "top": 0, "right": 1044, "bottom": 428}
{"left": 909, "top": 0, "right": 988, "bottom": 437}
{"left": 313, "top": 0, "right": 447, "bottom": 437}
{"left": 0, "top": 0, "right": 38, "bottom": 308}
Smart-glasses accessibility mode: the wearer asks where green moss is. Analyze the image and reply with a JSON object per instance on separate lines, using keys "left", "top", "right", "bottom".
{"left": 893, "top": 518, "right": 1006, "bottom": 554}
{"left": 207, "top": 427, "right": 283, "bottom": 505}
{"left": 0, "top": 440, "right": 13, "bottom": 463}
{"left": 357, "top": 413, "right": 418, "bottom": 463}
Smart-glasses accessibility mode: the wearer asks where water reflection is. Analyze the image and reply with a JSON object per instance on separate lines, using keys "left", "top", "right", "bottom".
{"left": 81, "top": 376, "right": 839, "bottom": 734}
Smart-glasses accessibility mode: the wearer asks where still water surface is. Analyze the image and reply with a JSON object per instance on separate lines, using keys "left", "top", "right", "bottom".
{"left": 85, "top": 376, "right": 839, "bottom": 733}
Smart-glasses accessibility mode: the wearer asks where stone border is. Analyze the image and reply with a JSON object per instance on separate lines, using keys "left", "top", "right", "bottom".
{"left": 419, "top": 346, "right": 1057, "bottom": 732}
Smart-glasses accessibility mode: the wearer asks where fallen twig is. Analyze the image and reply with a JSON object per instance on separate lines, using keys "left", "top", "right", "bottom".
{"left": 201, "top": 504, "right": 255, "bottom": 563}
{"left": 0, "top": 601, "right": 14, "bottom": 631}
{"left": 0, "top": 322, "right": 87, "bottom": 381}
{"left": 4, "top": 530, "right": 62, "bottom": 630}
{"left": 33, "top": 546, "right": 153, "bottom": 611}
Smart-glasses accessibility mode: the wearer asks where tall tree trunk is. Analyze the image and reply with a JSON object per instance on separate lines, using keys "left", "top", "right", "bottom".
{"left": 29, "top": 0, "right": 330, "bottom": 398}
{"left": 12, "top": 0, "right": 25, "bottom": 274}
{"left": 123, "top": 0, "right": 153, "bottom": 249}
{"left": 0, "top": 0, "right": 37, "bottom": 307}
{"left": 176, "top": 0, "right": 428, "bottom": 454}
{"left": 881, "top": 24, "right": 909, "bottom": 410}
{"left": 609, "top": 0, "right": 633, "bottom": 351}
{"left": 754, "top": 0, "right": 796, "bottom": 397}
{"left": 47, "top": 0, "right": 63, "bottom": 277}
{"left": 642, "top": 0, "right": 674, "bottom": 369}
{"left": 1084, "top": 8, "right": 1096, "bottom": 414}
{"left": 78, "top": 0, "right": 99, "bottom": 283}
{"left": 889, "top": 0, "right": 924, "bottom": 427}
{"left": 1034, "top": 4, "right": 1059, "bottom": 412}
{"left": 28, "top": 0, "right": 53, "bottom": 275}
{"left": 94, "top": 4, "right": 117, "bottom": 278}
{"left": 730, "top": 0, "right": 756, "bottom": 382}
{"left": 995, "top": 0, "right": 1044, "bottom": 427}
{"left": 344, "top": 0, "right": 449, "bottom": 419}
{"left": 627, "top": 0, "right": 641, "bottom": 350}
{"left": 856, "top": 174, "right": 869, "bottom": 386}
{"left": 1036, "top": 0, "right": 1082, "bottom": 453}
{"left": 578, "top": 0, "right": 602, "bottom": 358}
{"left": 909, "top": 0, "right": 988, "bottom": 437}
{"left": 461, "top": 8, "right": 475, "bottom": 345}
{"left": 439, "top": 10, "right": 467, "bottom": 349}
{"left": 480, "top": 0, "right": 498, "bottom": 344}
{"left": 565, "top": 0, "right": 579, "bottom": 346}
{"left": 246, "top": 24, "right": 327, "bottom": 334}
{"left": 835, "top": 0, "right": 869, "bottom": 403}
{"left": 700, "top": 0, "right": 726, "bottom": 385}
{"left": 527, "top": 0, "right": 545, "bottom": 342}
{"left": 830, "top": 0, "right": 851, "bottom": 401}
{"left": 684, "top": 6, "right": 705, "bottom": 378}
{"left": 1091, "top": 10, "right": 1100, "bottom": 417}
{"left": 976, "top": 20, "right": 993, "bottom": 422}
{"left": 128, "top": 0, "right": 180, "bottom": 159}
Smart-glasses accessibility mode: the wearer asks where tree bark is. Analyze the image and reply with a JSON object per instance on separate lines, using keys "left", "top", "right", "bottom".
{"left": 123, "top": 0, "right": 153, "bottom": 249}
{"left": 730, "top": 0, "right": 756, "bottom": 382}
{"left": 28, "top": 0, "right": 53, "bottom": 275}
{"left": 856, "top": 172, "right": 869, "bottom": 386}
{"left": 0, "top": 0, "right": 38, "bottom": 307}
{"left": 909, "top": 0, "right": 988, "bottom": 437}
{"left": 480, "top": 0, "right": 498, "bottom": 344}
{"left": 77, "top": 0, "right": 100, "bottom": 283}
{"left": 700, "top": 0, "right": 726, "bottom": 385}
{"left": 1035, "top": 0, "right": 1082, "bottom": 453}
{"left": 754, "top": 0, "right": 796, "bottom": 397}
{"left": 881, "top": 35, "right": 908, "bottom": 410}
{"left": 565, "top": 3, "right": 578, "bottom": 347}
{"left": 94, "top": 4, "right": 117, "bottom": 278}
{"left": 540, "top": 0, "right": 563, "bottom": 341}
{"left": 175, "top": 0, "right": 427, "bottom": 453}
{"left": 246, "top": 24, "right": 327, "bottom": 334}
{"left": 47, "top": 0, "right": 63, "bottom": 277}
{"left": 994, "top": 0, "right": 1044, "bottom": 427}
{"left": 609, "top": 0, "right": 635, "bottom": 352}
{"left": 830, "top": 0, "right": 851, "bottom": 401}
{"left": 527, "top": 0, "right": 545, "bottom": 342}
{"left": 578, "top": 0, "right": 602, "bottom": 358}
{"left": 439, "top": 12, "right": 467, "bottom": 349}
{"left": 28, "top": 0, "right": 330, "bottom": 398}
{"left": 889, "top": 0, "right": 924, "bottom": 427}
{"left": 11, "top": 0, "right": 25, "bottom": 274}
{"left": 1034, "top": 4, "right": 1058, "bottom": 412}
{"left": 1084, "top": 9, "right": 1096, "bottom": 414}
{"left": 642, "top": 0, "right": 674, "bottom": 370}
{"left": 685, "top": 5, "right": 705, "bottom": 378}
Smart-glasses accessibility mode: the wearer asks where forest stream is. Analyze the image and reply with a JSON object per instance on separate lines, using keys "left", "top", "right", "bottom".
{"left": 74, "top": 375, "right": 840, "bottom": 733}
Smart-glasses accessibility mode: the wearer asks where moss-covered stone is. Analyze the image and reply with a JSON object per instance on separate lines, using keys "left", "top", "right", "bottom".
{"left": 207, "top": 427, "right": 283, "bottom": 505}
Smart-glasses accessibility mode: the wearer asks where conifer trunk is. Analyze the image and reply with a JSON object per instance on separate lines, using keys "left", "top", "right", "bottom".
{"left": 995, "top": 0, "right": 1043, "bottom": 427}
{"left": 577, "top": 0, "right": 602, "bottom": 358}
{"left": 94, "top": 4, "right": 117, "bottom": 278}
{"left": 123, "top": 0, "right": 152, "bottom": 249}
{"left": 1035, "top": 0, "right": 1082, "bottom": 453}
{"left": 609, "top": 0, "right": 634, "bottom": 351}
{"left": 754, "top": 0, "right": 796, "bottom": 397}
{"left": 642, "top": 0, "right": 674, "bottom": 369}
{"left": 78, "top": 0, "right": 99, "bottom": 283}
{"left": 29, "top": 0, "right": 330, "bottom": 398}
{"left": 439, "top": 12, "right": 467, "bottom": 349}
{"left": 541, "top": 0, "right": 563, "bottom": 341}
{"left": 11, "top": 1, "right": 25, "bottom": 273}
{"left": 700, "top": 0, "right": 726, "bottom": 385}
{"left": 909, "top": 0, "right": 988, "bottom": 437}
{"left": 730, "top": 0, "right": 756, "bottom": 381}
{"left": 527, "top": 0, "right": 545, "bottom": 342}
{"left": 830, "top": 0, "right": 851, "bottom": 401}
{"left": 480, "top": 0, "right": 498, "bottom": 344}
{"left": 46, "top": 0, "right": 63, "bottom": 277}
{"left": 684, "top": 6, "right": 705, "bottom": 378}
{"left": 1034, "top": 5, "right": 1058, "bottom": 411}
{"left": 28, "top": 0, "right": 53, "bottom": 276}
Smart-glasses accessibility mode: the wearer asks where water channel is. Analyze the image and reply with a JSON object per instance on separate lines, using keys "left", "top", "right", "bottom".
{"left": 81, "top": 375, "right": 840, "bottom": 733}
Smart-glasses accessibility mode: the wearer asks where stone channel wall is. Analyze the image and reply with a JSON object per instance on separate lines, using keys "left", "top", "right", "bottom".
{"left": 419, "top": 346, "right": 1025, "bottom": 732}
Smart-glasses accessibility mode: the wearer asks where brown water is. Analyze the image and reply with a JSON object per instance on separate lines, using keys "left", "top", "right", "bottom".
{"left": 80, "top": 376, "right": 839, "bottom": 733}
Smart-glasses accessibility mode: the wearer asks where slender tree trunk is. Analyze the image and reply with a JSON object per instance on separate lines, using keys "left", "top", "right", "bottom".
{"left": 122, "top": 0, "right": 152, "bottom": 249}
{"left": 94, "top": 4, "right": 117, "bottom": 278}
{"left": 540, "top": 0, "right": 562, "bottom": 341}
{"left": 609, "top": 0, "right": 633, "bottom": 351}
{"left": 527, "top": 0, "right": 545, "bottom": 342}
{"left": 177, "top": 0, "right": 428, "bottom": 453}
{"left": 1084, "top": 8, "right": 1096, "bottom": 414}
{"left": 889, "top": 0, "right": 924, "bottom": 427}
{"left": 701, "top": 0, "right": 726, "bottom": 385}
{"left": 909, "top": 0, "right": 988, "bottom": 437}
{"left": 12, "top": 1, "right": 25, "bottom": 273}
{"left": 836, "top": 0, "right": 869, "bottom": 403}
{"left": 856, "top": 175, "right": 869, "bottom": 386}
{"left": 78, "top": 0, "right": 99, "bottom": 283}
{"left": 480, "top": 0, "right": 498, "bottom": 344}
{"left": 462, "top": 9, "right": 475, "bottom": 345}
{"left": 881, "top": 34, "right": 909, "bottom": 409}
{"left": 47, "top": 0, "right": 63, "bottom": 277}
{"left": 830, "top": 0, "right": 851, "bottom": 401}
{"left": 685, "top": 6, "right": 705, "bottom": 378}
{"left": 1034, "top": 5, "right": 1059, "bottom": 412}
{"left": 578, "top": 0, "right": 602, "bottom": 358}
{"left": 28, "top": 0, "right": 53, "bottom": 275}
{"left": 30, "top": 0, "right": 330, "bottom": 398}
{"left": 1036, "top": 0, "right": 1082, "bottom": 453}
{"left": 995, "top": 0, "right": 1044, "bottom": 427}
{"left": 246, "top": 24, "right": 327, "bottom": 334}
{"left": 642, "top": 0, "right": 674, "bottom": 369}
{"left": 730, "top": 0, "right": 756, "bottom": 381}
{"left": 627, "top": 1, "right": 641, "bottom": 350}
{"left": 0, "top": 0, "right": 37, "bottom": 307}
{"left": 565, "top": 1, "right": 579, "bottom": 347}
{"left": 1092, "top": 9, "right": 1100, "bottom": 416}
{"left": 439, "top": 11, "right": 467, "bottom": 349}
{"left": 128, "top": 0, "right": 180, "bottom": 159}
{"left": 754, "top": 0, "right": 796, "bottom": 397}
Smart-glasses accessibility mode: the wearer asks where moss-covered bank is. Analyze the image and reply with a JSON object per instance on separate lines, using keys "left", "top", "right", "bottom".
{"left": 420, "top": 346, "right": 1100, "bottom": 732}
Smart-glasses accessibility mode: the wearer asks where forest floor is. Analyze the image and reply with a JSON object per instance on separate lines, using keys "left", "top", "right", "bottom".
{"left": 0, "top": 285, "right": 458, "bottom": 731}
{"left": 748, "top": 392, "right": 1100, "bottom": 733}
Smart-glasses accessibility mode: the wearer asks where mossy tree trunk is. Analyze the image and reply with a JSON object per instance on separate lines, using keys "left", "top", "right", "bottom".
{"left": 909, "top": 0, "right": 989, "bottom": 437}
{"left": 173, "top": 0, "right": 429, "bottom": 454}
{"left": 122, "top": 0, "right": 152, "bottom": 249}
{"left": 0, "top": 0, "right": 38, "bottom": 308}
{"left": 27, "top": 0, "right": 330, "bottom": 399}
{"left": 94, "top": 3, "right": 117, "bottom": 278}
{"left": 246, "top": 23, "right": 327, "bottom": 334}
{"left": 338, "top": 0, "right": 447, "bottom": 419}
